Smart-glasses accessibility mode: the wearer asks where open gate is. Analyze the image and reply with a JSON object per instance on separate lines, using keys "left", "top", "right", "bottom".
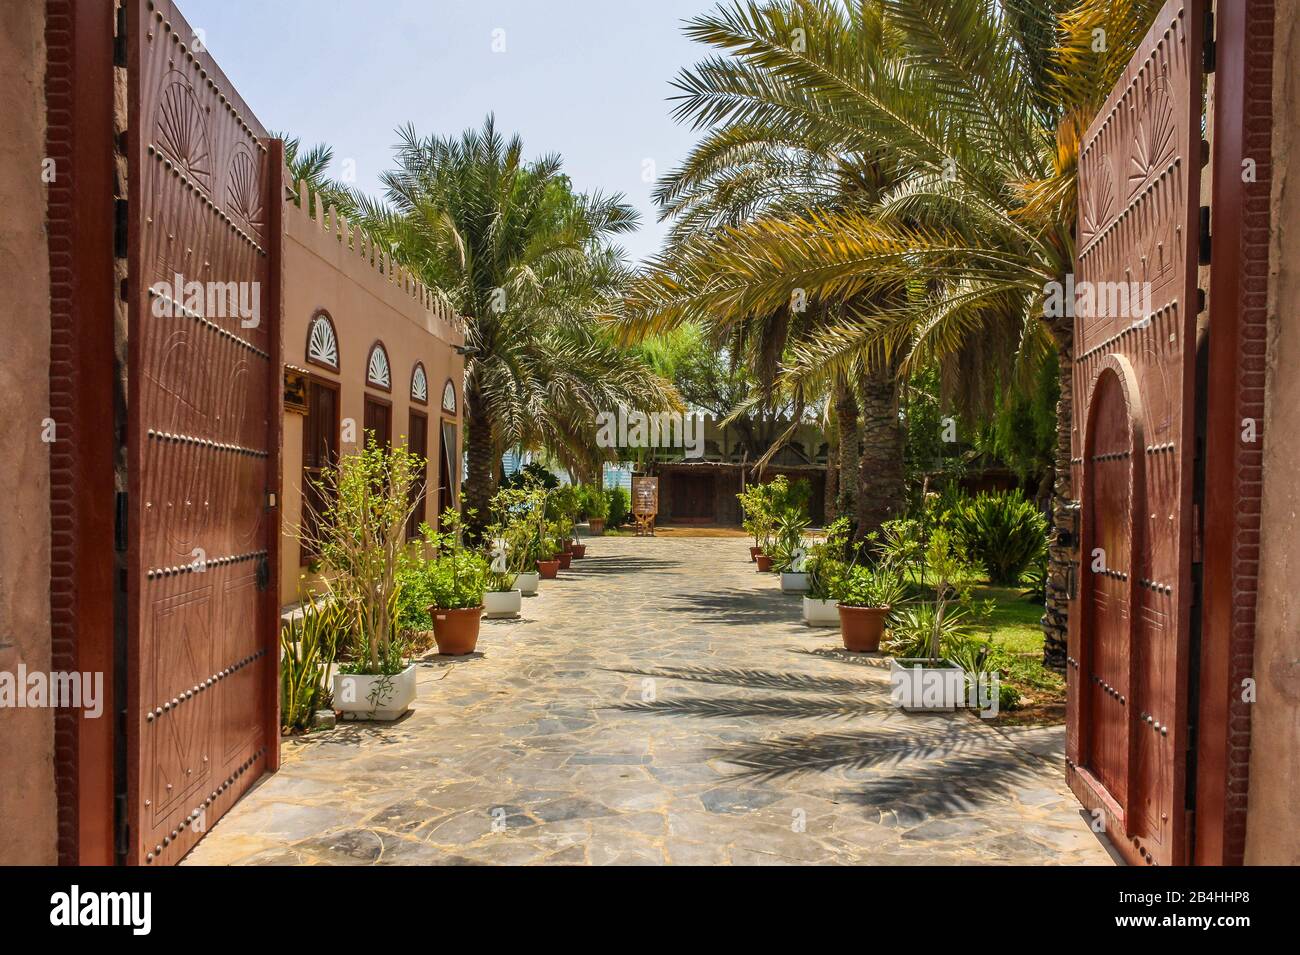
{"left": 125, "top": 0, "right": 281, "bottom": 864}
{"left": 1066, "top": 0, "right": 1204, "bottom": 867}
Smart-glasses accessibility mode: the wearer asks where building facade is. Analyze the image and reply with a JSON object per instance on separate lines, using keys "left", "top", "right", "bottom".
{"left": 279, "top": 184, "right": 464, "bottom": 608}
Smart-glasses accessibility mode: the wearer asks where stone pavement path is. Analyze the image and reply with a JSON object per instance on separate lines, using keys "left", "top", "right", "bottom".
{"left": 184, "top": 535, "right": 1117, "bottom": 865}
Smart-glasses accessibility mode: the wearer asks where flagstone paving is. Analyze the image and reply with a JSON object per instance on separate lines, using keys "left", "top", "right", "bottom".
{"left": 184, "top": 535, "right": 1118, "bottom": 866}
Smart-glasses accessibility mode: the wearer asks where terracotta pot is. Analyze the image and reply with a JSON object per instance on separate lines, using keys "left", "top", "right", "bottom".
{"left": 749, "top": 546, "right": 761, "bottom": 563}
{"left": 838, "top": 605, "right": 890, "bottom": 652}
{"left": 537, "top": 559, "right": 560, "bottom": 579}
{"left": 571, "top": 543, "right": 587, "bottom": 559}
{"left": 557, "top": 551, "right": 572, "bottom": 569}
{"left": 428, "top": 605, "right": 483, "bottom": 656}
{"left": 560, "top": 539, "right": 573, "bottom": 553}
{"left": 755, "top": 554, "right": 775, "bottom": 572}
{"left": 589, "top": 518, "right": 605, "bottom": 535}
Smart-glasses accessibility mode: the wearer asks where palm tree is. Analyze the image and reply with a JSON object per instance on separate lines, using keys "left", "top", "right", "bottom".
{"left": 617, "top": 0, "right": 1162, "bottom": 665}
{"left": 278, "top": 134, "right": 357, "bottom": 213}
{"left": 352, "top": 116, "right": 677, "bottom": 533}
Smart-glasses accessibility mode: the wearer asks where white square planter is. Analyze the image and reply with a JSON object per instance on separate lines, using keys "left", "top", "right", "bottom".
{"left": 333, "top": 664, "right": 417, "bottom": 721}
{"left": 484, "top": 589, "right": 522, "bottom": 618}
{"left": 780, "top": 571, "right": 810, "bottom": 593}
{"left": 801, "top": 596, "right": 840, "bottom": 627}
{"left": 889, "top": 658, "right": 964, "bottom": 712}
{"left": 514, "top": 571, "right": 539, "bottom": 596}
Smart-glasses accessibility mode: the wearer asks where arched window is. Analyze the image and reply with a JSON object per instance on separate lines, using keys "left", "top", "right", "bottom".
{"left": 441, "top": 378, "right": 457, "bottom": 415}
{"left": 366, "top": 340, "right": 391, "bottom": 391}
{"left": 411, "top": 362, "right": 428, "bottom": 405}
{"left": 305, "top": 310, "right": 339, "bottom": 371}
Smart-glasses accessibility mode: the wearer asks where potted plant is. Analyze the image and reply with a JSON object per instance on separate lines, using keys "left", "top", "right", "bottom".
{"left": 887, "top": 528, "right": 969, "bottom": 711}
{"left": 802, "top": 517, "right": 850, "bottom": 626}
{"left": 485, "top": 484, "right": 541, "bottom": 611}
{"left": 553, "top": 519, "right": 574, "bottom": 568}
{"left": 536, "top": 532, "right": 560, "bottom": 579}
{"left": 585, "top": 485, "right": 609, "bottom": 535}
{"left": 423, "top": 511, "right": 489, "bottom": 654}
{"left": 771, "top": 509, "right": 810, "bottom": 591}
{"left": 305, "top": 438, "right": 423, "bottom": 721}
{"left": 737, "top": 483, "right": 766, "bottom": 561}
{"left": 834, "top": 564, "right": 906, "bottom": 652}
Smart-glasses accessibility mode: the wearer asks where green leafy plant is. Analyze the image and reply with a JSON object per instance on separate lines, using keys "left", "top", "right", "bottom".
{"left": 280, "top": 597, "right": 343, "bottom": 732}
{"left": 582, "top": 484, "right": 610, "bottom": 521}
{"left": 951, "top": 491, "right": 1048, "bottom": 586}
{"left": 875, "top": 517, "right": 927, "bottom": 584}
{"left": 912, "top": 528, "right": 980, "bottom": 662}
{"left": 770, "top": 509, "right": 810, "bottom": 572}
{"left": 423, "top": 511, "right": 489, "bottom": 610}
{"left": 486, "top": 482, "right": 547, "bottom": 590}
{"left": 606, "top": 486, "right": 630, "bottom": 529}
{"left": 302, "top": 436, "right": 422, "bottom": 676}
{"left": 805, "top": 517, "right": 853, "bottom": 600}
{"left": 834, "top": 564, "right": 907, "bottom": 610}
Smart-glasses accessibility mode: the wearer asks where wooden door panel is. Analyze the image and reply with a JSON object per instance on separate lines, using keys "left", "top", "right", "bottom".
{"left": 127, "top": 0, "right": 280, "bottom": 865}
{"left": 1067, "top": 0, "right": 1202, "bottom": 867}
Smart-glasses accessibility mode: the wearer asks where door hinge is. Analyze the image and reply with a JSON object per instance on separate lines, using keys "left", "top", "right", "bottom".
{"left": 114, "top": 792, "right": 129, "bottom": 859}
{"left": 113, "top": 4, "right": 128, "bottom": 68}
{"left": 1198, "top": 206, "right": 1212, "bottom": 264}
{"left": 114, "top": 198, "right": 129, "bottom": 259}
{"left": 1192, "top": 503, "right": 1203, "bottom": 563}
{"left": 114, "top": 491, "right": 128, "bottom": 552}
{"left": 1203, "top": 7, "right": 1216, "bottom": 74}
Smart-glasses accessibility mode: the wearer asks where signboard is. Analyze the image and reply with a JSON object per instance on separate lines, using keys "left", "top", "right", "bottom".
{"left": 632, "top": 476, "right": 658, "bottom": 536}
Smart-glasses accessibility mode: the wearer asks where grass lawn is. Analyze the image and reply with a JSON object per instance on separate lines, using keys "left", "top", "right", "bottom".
{"left": 968, "top": 584, "right": 1067, "bottom": 726}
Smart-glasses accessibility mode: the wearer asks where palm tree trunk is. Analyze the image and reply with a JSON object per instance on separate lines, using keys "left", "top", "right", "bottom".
{"left": 856, "top": 358, "right": 905, "bottom": 542}
{"left": 824, "top": 428, "right": 840, "bottom": 522}
{"left": 1042, "top": 319, "right": 1074, "bottom": 669}
{"left": 834, "top": 376, "right": 860, "bottom": 521}
{"left": 463, "top": 388, "right": 496, "bottom": 540}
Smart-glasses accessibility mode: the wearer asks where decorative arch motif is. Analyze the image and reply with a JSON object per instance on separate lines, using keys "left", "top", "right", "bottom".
{"left": 225, "top": 142, "right": 264, "bottom": 243}
{"left": 367, "top": 340, "right": 392, "bottom": 391}
{"left": 305, "top": 310, "right": 339, "bottom": 371}
{"left": 154, "top": 71, "right": 213, "bottom": 190}
{"left": 441, "top": 378, "right": 457, "bottom": 415}
{"left": 411, "top": 362, "right": 428, "bottom": 405}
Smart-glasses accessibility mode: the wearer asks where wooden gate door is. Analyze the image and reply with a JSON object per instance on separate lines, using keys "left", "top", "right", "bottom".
{"left": 126, "top": 0, "right": 282, "bottom": 865}
{"left": 1066, "top": 0, "right": 1203, "bottom": 867}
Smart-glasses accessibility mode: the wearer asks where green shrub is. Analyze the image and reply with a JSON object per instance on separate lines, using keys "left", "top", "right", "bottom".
{"left": 770, "top": 509, "right": 810, "bottom": 572}
{"left": 953, "top": 491, "right": 1047, "bottom": 586}
{"left": 501, "top": 461, "right": 558, "bottom": 490}
{"left": 280, "top": 598, "right": 344, "bottom": 732}
{"left": 607, "top": 486, "right": 630, "bottom": 528}
{"left": 582, "top": 485, "right": 609, "bottom": 521}
{"left": 805, "top": 517, "right": 852, "bottom": 600}
{"left": 833, "top": 565, "right": 907, "bottom": 609}
{"left": 886, "top": 603, "right": 976, "bottom": 658}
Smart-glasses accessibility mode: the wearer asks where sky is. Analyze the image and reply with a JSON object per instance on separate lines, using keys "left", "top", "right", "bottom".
{"left": 179, "top": 0, "right": 717, "bottom": 265}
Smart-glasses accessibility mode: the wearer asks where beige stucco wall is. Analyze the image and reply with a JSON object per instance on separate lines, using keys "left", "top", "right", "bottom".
{"left": 1245, "top": 0, "right": 1300, "bottom": 866}
{"left": 0, "top": 0, "right": 57, "bottom": 864}
{"left": 280, "top": 187, "right": 465, "bottom": 607}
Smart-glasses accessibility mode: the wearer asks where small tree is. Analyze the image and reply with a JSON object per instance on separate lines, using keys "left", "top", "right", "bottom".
{"left": 302, "top": 435, "right": 422, "bottom": 675}
{"left": 922, "top": 527, "right": 972, "bottom": 663}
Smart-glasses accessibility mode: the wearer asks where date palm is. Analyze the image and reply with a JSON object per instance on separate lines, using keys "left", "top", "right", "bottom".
{"left": 619, "top": 0, "right": 1161, "bottom": 664}
{"left": 352, "top": 117, "right": 677, "bottom": 534}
